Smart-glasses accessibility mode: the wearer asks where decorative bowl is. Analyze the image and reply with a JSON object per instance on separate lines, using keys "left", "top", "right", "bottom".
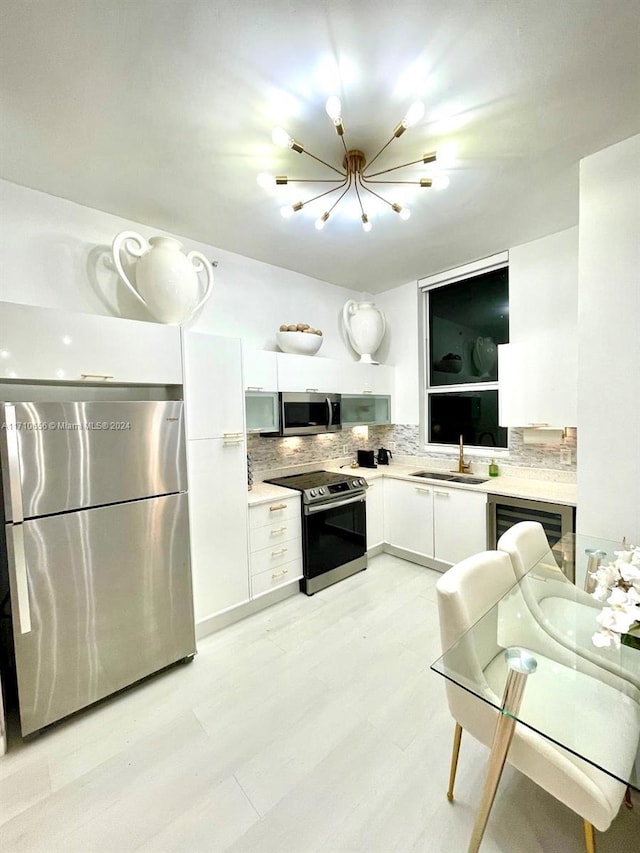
{"left": 276, "top": 331, "right": 323, "bottom": 356}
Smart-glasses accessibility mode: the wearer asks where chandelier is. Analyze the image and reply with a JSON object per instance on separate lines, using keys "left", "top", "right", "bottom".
{"left": 258, "top": 97, "right": 449, "bottom": 232}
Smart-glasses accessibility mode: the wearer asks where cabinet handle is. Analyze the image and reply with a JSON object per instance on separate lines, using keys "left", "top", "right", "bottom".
{"left": 81, "top": 373, "right": 114, "bottom": 381}
{"left": 362, "top": 390, "right": 372, "bottom": 394}
{"left": 434, "top": 490, "right": 450, "bottom": 498}
{"left": 246, "top": 386, "right": 263, "bottom": 391}
{"left": 270, "top": 526, "right": 287, "bottom": 534}
{"left": 271, "top": 568, "right": 289, "bottom": 579}
{"left": 271, "top": 548, "right": 288, "bottom": 557}
{"left": 528, "top": 422, "right": 549, "bottom": 427}
{"left": 223, "top": 439, "right": 243, "bottom": 446}
{"left": 415, "top": 487, "right": 431, "bottom": 494}
{"left": 223, "top": 431, "right": 243, "bottom": 437}
{"left": 269, "top": 503, "right": 287, "bottom": 512}
{"left": 306, "top": 388, "right": 318, "bottom": 392}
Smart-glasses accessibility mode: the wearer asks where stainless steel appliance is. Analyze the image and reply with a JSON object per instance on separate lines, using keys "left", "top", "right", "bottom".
{"left": 0, "top": 399, "right": 196, "bottom": 736}
{"left": 262, "top": 392, "right": 341, "bottom": 436}
{"left": 357, "top": 449, "right": 377, "bottom": 468}
{"left": 487, "top": 493, "right": 576, "bottom": 581}
{"left": 264, "top": 470, "right": 367, "bottom": 594}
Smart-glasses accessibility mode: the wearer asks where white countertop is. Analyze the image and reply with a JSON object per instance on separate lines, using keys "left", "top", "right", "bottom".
{"left": 248, "top": 462, "right": 576, "bottom": 507}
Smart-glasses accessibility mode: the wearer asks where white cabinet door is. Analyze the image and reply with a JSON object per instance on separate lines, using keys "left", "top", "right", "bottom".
{"left": 182, "top": 332, "right": 244, "bottom": 439}
{"left": 433, "top": 488, "right": 487, "bottom": 566}
{"left": 341, "top": 362, "right": 394, "bottom": 395}
{"left": 365, "top": 479, "right": 384, "bottom": 549}
{"left": 243, "top": 348, "right": 278, "bottom": 391}
{"left": 276, "top": 353, "right": 344, "bottom": 392}
{"left": 0, "top": 301, "right": 182, "bottom": 384}
{"left": 500, "top": 228, "right": 578, "bottom": 427}
{"left": 383, "top": 478, "right": 434, "bottom": 557}
{"left": 187, "top": 438, "right": 250, "bottom": 622}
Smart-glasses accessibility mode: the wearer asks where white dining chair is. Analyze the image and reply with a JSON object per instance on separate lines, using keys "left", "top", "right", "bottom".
{"left": 436, "top": 550, "right": 639, "bottom": 853}
{"left": 497, "top": 522, "right": 640, "bottom": 695}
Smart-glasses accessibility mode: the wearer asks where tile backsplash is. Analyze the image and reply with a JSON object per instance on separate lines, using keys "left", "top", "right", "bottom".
{"left": 247, "top": 425, "right": 577, "bottom": 479}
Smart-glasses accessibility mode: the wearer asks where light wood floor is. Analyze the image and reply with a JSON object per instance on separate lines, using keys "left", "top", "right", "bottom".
{"left": 0, "top": 554, "right": 637, "bottom": 852}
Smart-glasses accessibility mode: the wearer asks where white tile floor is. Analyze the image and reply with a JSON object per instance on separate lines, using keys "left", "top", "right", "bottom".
{"left": 0, "top": 554, "right": 637, "bottom": 852}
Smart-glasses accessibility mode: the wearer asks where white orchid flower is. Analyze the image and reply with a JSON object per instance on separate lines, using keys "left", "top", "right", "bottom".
{"left": 592, "top": 628, "right": 621, "bottom": 649}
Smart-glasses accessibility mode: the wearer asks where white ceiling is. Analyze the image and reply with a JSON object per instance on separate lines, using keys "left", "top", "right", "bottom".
{"left": 1, "top": 1, "right": 638, "bottom": 293}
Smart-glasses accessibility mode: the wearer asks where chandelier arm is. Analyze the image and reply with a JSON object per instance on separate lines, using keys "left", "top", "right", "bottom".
{"left": 301, "top": 149, "right": 346, "bottom": 177}
{"left": 353, "top": 174, "right": 367, "bottom": 217}
{"left": 325, "top": 174, "right": 354, "bottom": 216}
{"left": 301, "top": 177, "right": 350, "bottom": 207}
{"left": 364, "top": 157, "right": 428, "bottom": 178}
{"left": 286, "top": 178, "right": 346, "bottom": 183}
{"left": 362, "top": 178, "right": 428, "bottom": 185}
{"left": 359, "top": 182, "right": 398, "bottom": 211}
{"left": 361, "top": 135, "right": 396, "bottom": 174}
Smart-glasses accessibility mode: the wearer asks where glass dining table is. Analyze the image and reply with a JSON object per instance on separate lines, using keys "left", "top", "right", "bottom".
{"left": 431, "top": 533, "right": 640, "bottom": 852}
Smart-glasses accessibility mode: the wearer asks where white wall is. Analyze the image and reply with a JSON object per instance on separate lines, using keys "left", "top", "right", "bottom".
{"left": 0, "top": 179, "right": 363, "bottom": 360}
{"left": 577, "top": 135, "right": 640, "bottom": 541}
{"left": 376, "top": 281, "right": 420, "bottom": 424}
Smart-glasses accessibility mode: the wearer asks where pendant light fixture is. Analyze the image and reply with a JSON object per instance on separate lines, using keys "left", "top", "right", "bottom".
{"left": 257, "top": 97, "right": 450, "bottom": 232}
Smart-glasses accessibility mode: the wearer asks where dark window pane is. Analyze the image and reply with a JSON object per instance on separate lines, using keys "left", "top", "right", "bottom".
{"left": 429, "top": 390, "right": 508, "bottom": 448}
{"left": 429, "top": 267, "right": 509, "bottom": 387}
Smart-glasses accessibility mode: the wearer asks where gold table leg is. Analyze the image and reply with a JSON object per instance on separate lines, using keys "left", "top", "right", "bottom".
{"left": 583, "top": 820, "right": 595, "bottom": 853}
{"left": 467, "top": 648, "right": 537, "bottom": 853}
{"left": 447, "top": 723, "right": 463, "bottom": 801}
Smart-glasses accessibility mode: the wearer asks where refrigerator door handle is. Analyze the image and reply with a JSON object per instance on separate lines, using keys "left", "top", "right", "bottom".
{"left": 4, "top": 404, "right": 24, "bottom": 523}
{"left": 8, "top": 525, "right": 32, "bottom": 634}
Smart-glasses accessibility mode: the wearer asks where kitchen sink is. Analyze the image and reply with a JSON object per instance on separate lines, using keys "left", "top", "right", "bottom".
{"left": 411, "top": 471, "right": 488, "bottom": 485}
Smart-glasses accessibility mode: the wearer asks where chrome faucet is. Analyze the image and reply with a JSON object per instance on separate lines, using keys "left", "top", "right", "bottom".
{"left": 455, "top": 434, "right": 471, "bottom": 474}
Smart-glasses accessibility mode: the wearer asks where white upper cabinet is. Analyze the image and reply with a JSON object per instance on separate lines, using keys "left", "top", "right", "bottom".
{"left": 275, "top": 351, "right": 394, "bottom": 396}
{"left": 182, "top": 332, "right": 244, "bottom": 439}
{"left": 499, "top": 228, "right": 578, "bottom": 427}
{"left": 0, "top": 301, "right": 182, "bottom": 385}
{"left": 275, "top": 352, "right": 345, "bottom": 393}
{"left": 242, "top": 348, "right": 278, "bottom": 391}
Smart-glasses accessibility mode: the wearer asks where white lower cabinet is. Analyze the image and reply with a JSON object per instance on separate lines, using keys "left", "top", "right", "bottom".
{"left": 249, "top": 496, "right": 302, "bottom": 598}
{"left": 384, "top": 478, "right": 435, "bottom": 558}
{"left": 187, "top": 438, "right": 250, "bottom": 622}
{"left": 432, "top": 487, "right": 487, "bottom": 565}
{"left": 365, "top": 479, "right": 385, "bottom": 550}
{"left": 383, "top": 477, "right": 487, "bottom": 568}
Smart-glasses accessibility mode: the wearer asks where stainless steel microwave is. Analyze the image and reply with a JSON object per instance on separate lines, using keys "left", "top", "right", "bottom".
{"left": 262, "top": 392, "right": 342, "bottom": 436}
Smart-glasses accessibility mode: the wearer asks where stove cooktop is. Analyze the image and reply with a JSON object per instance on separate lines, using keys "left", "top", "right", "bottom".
{"left": 264, "top": 469, "right": 368, "bottom": 504}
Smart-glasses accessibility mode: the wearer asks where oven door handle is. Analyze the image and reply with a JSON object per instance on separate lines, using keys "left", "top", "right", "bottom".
{"left": 305, "top": 494, "right": 365, "bottom": 515}
{"left": 326, "top": 396, "right": 333, "bottom": 429}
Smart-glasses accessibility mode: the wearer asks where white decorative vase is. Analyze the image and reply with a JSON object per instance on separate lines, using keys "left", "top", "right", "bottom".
{"left": 342, "top": 300, "right": 386, "bottom": 363}
{"left": 112, "top": 231, "right": 214, "bottom": 324}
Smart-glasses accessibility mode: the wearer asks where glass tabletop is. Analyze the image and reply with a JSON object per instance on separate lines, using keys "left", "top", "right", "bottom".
{"left": 431, "top": 533, "right": 640, "bottom": 790}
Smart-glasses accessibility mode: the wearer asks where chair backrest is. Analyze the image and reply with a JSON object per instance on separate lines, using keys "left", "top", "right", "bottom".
{"left": 497, "top": 521, "right": 557, "bottom": 578}
{"left": 436, "top": 550, "right": 516, "bottom": 668}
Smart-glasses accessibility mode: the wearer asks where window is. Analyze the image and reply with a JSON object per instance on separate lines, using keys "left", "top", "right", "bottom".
{"left": 420, "top": 253, "right": 509, "bottom": 450}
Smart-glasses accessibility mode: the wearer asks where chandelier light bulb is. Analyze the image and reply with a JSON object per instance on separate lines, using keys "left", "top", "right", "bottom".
{"left": 402, "top": 100, "right": 425, "bottom": 128}
{"left": 399, "top": 207, "right": 411, "bottom": 220}
{"left": 272, "top": 127, "right": 292, "bottom": 148}
{"left": 432, "top": 174, "right": 450, "bottom": 190}
{"left": 315, "top": 212, "right": 330, "bottom": 231}
{"left": 280, "top": 205, "right": 294, "bottom": 219}
{"left": 257, "top": 172, "right": 275, "bottom": 188}
{"left": 325, "top": 96, "right": 342, "bottom": 120}
{"left": 361, "top": 214, "right": 372, "bottom": 232}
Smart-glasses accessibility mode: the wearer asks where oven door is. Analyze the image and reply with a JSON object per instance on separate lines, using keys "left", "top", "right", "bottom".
{"left": 302, "top": 493, "right": 367, "bottom": 591}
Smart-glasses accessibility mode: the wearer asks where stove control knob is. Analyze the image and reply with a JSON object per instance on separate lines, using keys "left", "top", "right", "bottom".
{"left": 359, "top": 479, "right": 365, "bottom": 486}
{"left": 310, "top": 489, "right": 317, "bottom": 497}
{"left": 319, "top": 487, "right": 326, "bottom": 495}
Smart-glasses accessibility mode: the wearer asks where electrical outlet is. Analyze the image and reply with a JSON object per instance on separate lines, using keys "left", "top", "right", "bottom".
{"left": 342, "top": 445, "right": 350, "bottom": 455}
{"left": 560, "top": 449, "right": 571, "bottom": 465}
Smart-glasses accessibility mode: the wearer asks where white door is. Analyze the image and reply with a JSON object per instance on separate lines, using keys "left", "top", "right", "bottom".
{"left": 383, "top": 478, "right": 434, "bottom": 557}
{"left": 187, "top": 437, "right": 250, "bottom": 622}
{"left": 182, "top": 332, "right": 244, "bottom": 439}
{"left": 433, "top": 488, "right": 487, "bottom": 565}
{"left": 365, "top": 479, "right": 385, "bottom": 549}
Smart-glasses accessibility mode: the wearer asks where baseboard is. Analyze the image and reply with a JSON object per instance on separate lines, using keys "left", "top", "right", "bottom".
{"left": 196, "top": 581, "right": 300, "bottom": 640}
{"left": 367, "top": 543, "right": 385, "bottom": 557}
{"left": 382, "top": 544, "right": 450, "bottom": 573}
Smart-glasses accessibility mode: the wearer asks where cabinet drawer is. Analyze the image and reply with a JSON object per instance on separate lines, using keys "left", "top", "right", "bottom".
{"left": 249, "top": 497, "right": 300, "bottom": 529}
{"left": 250, "top": 516, "right": 302, "bottom": 552}
{"left": 249, "top": 537, "right": 302, "bottom": 576}
{"left": 251, "top": 557, "right": 303, "bottom": 598}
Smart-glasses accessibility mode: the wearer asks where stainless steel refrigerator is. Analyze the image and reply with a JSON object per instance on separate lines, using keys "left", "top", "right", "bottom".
{"left": 0, "top": 399, "right": 196, "bottom": 736}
